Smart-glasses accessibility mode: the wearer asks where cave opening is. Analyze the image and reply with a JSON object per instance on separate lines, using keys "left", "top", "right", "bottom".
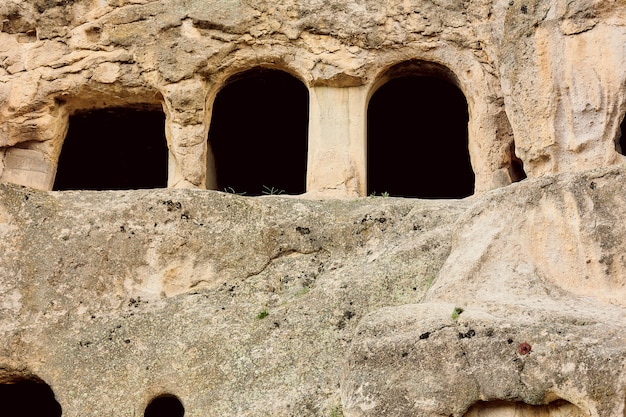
{"left": 508, "top": 141, "right": 527, "bottom": 183}
{"left": 367, "top": 74, "right": 474, "bottom": 198}
{"left": 0, "top": 379, "right": 63, "bottom": 417}
{"left": 208, "top": 67, "right": 309, "bottom": 196}
{"left": 53, "top": 107, "right": 168, "bottom": 190}
{"left": 144, "top": 394, "right": 185, "bottom": 417}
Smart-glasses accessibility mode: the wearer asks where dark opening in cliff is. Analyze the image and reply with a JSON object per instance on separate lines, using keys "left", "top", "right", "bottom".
{"left": 0, "top": 379, "right": 62, "bottom": 417}
{"left": 508, "top": 141, "right": 527, "bottom": 183}
{"left": 367, "top": 72, "right": 474, "bottom": 198}
{"left": 53, "top": 107, "right": 168, "bottom": 190}
{"left": 208, "top": 68, "right": 309, "bottom": 196}
{"left": 144, "top": 394, "right": 185, "bottom": 417}
{"left": 464, "top": 399, "right": 584, "bottom": 417}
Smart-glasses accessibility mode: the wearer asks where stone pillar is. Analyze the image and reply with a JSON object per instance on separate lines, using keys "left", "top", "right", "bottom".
{"left": 161, "top": 79, "right": 210, "bottom": 189}
{"left": 306, "top": 86, "right": 368, "bottom": 197}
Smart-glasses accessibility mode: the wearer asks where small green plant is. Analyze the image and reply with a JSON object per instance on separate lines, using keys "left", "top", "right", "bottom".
{"left": 451, "top": 307, "right": 464, "bottom": 320}
{"left": 369, "top": 191, "right": 390, "bottom": 198}
{"left": 256, "top": 308, "right": 269, "bottom": 319}
{"left": 262, "top": 185, "right": 284, "bottom": 195}
{"left": 330, "top": 403, "right": 343, "bottom": 417}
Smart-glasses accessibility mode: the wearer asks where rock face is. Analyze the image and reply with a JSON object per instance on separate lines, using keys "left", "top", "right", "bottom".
{"left": 0, "top": 166, "right": 625, "bottom": 417}
{"left": 0, "top": 0, "right": 624, "bottom": 194}
{"left": 1, "top": 1, "right": 626, "bottom": 417}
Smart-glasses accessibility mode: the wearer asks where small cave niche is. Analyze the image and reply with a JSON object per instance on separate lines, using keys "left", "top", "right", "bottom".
{"left": 208, "top": 67, "right": 309, "bottom": 196}
{"left": 0, "top": 378, "right": 63, "bottom": 417}
{"left": 508, "top": 141, "right": 527, "bottom": 183}
{"left": 144, "top": 394, "right": 185, "bottom": 417}
{"left": 464, "top": 399, "right": 585, "bottom": 417}
{"left": 367, "top": 74, "right": 474, "bottom": 198}
{"left": 53, "top": 107, "right": 168, "bottom": 190}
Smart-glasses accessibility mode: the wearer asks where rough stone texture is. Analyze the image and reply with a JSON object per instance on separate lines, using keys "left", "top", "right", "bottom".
{"left": 1, "top": 1, "right": 626, "bottom": 416}
{"left": 2, "top": 0, "right": 624, "bottom": 193}
{"left": 343, "top": 167, "right": 626, "bottom": 417}
{"left": 0, "top": 179, "right": 464, "bottom": 416}
{"left": 1, "top": 166, "right": 625, "bottom": 416}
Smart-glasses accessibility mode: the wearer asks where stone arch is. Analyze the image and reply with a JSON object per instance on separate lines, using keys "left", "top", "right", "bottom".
{"left": 0, "top": 373, "right": 62, "bottom": 417}
{"left": 53, "top": 105, "right": 168, "bottom": 190}
{"left": 464, "top": 399, "right": 585, "bottom": 417}
{"left": 367, "top": 60, "right": 474, "bottom": 198}
{"left": 207, "top": 67, "right": 309, "bottom": 196}
{"left": 144, "top": 394, "right": 185, "bottom": 417}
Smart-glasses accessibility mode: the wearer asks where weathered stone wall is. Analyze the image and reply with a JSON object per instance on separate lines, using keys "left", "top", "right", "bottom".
{"left": 1, "top": 0, "right": 624, "bottom": 194}
{"left": 1, "top": 1, "right": 626, "bottom": 417}
{"left": 0, "top": 166, "right": 625, "bottom": 417}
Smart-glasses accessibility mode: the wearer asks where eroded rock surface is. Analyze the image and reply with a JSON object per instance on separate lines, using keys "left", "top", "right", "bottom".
{"left": 1, "top": 1, "right": 626, "bottom": 416}
{"left": 342, "top": 166, "right": 626, "bottom": 417}
{"left": 0, "top": 179, "right": 464, "bottom": 416}
{"left": 0, "top": 166, "right": 625, "bottom": 416}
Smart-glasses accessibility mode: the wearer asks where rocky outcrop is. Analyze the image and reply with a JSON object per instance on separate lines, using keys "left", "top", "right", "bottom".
{"left": 1, "top": 0, "right": 624, "bottom": 193}
{"left": 1, "top": 1, "right": 626, "bottom": 416}
{"left": 0, "top": 165, "right": 625, "bottom": 416}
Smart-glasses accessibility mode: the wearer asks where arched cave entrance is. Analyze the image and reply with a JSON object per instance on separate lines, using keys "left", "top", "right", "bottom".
{"left": 0, "top": 378, "right": 63, "bottom": 417}
{"left": 367, "top": 64, "right": 474, "bottom": 198}
{"left": 208, "top": 67, "right": 309, "bottom": 196}
{"left": 53, "top": 107, "right": 168, "bottom": 190}
{"left": 144, "top": 394, "right": 185, "bottom": 417}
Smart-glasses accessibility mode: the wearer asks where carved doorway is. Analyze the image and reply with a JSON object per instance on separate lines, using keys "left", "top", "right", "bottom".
{"left": 208, "top": 68, "right": 309, "bottom": 196}
{"left": 54, "top": 107, "right": 168, "bottom": 190}
{"left": 367, "top": 63, "right": 474, "bottom": 198}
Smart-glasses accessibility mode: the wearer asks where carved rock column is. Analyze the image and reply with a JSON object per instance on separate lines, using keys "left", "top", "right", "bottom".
{"left": 307, "top": 85, "right": 368, "bottom": 197}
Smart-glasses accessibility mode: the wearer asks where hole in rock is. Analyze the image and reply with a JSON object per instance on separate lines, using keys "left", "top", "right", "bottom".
{"left": 367, "top": 76, "right": 474, "bottom": 198}
{"left": 464, "top": 399, "right": 585, "bottom": 417}
{"left": 144, "top": 394, "right": 185, "bottom": 417}
{"left": 508, "top": 142, "right": 527, "bottom": 183}
{"left": 208, "top": 68, "right": 309, "bottom": 196}
{"left": 54, "top": 107, "right": 168, "bottom": 190}
{"left": 0, "top": 378, "right": 63, "bottom": 417}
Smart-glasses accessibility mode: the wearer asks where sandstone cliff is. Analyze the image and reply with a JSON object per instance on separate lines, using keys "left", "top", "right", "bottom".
{"left": 1, "top": 1, "right": 626, "bottom": 416}
{"left": 0, "top": 166, "right": 625, "bottom": 416}
{"left": 0, "top": 0, "right": 625, "bottom": 193}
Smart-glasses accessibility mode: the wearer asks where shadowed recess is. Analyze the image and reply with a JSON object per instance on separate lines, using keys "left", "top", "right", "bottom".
{"left": 507, "top": 138, "right": 527, "bottom": 183}
{"left": 0, "top": 379, "right": 63, "bottom": 417}
{"left": 464, "top": 399, "right": 584, "bottom": 417}
{"left": 208, "top": 68, "right": 309, "bottom": 196}
{"left": 53, "top": 107, "right": 168, "bottom": 190}
{"left": 367, "top": 76, "right": 474, "bottom": 198}
{"left": 144, "top": 394, "right": 185, "bottom": 417}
